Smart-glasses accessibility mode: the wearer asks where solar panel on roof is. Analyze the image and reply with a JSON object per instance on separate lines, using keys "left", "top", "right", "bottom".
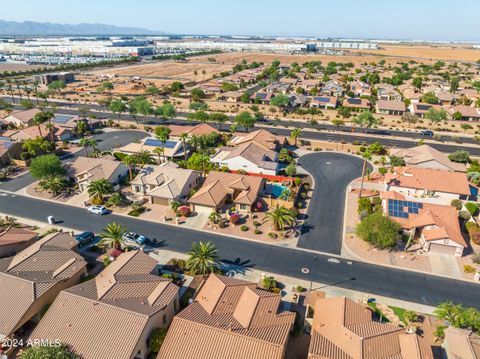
{"left": 348, "top": 98, "right": 362, "bottom": 105}
{"left": 417, "top": 105, "right": 432, "bottom": 111}
{"left": 144, "top": 138, "right": 178, "bottom": 149}
{"left": 388, "top": 199, "right": 424, "bottom": 219}
{"left": 53, "top": 115, "right": 73, "bottom": 124}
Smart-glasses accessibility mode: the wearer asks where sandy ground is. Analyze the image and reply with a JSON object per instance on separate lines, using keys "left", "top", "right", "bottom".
{"left": 91, "top": 60, "right": 233, "bottom": 81}
{"left": 0, "top": 63, "right": 51, "bottom": 72}
{"left": 356, "top": 44, "right": 480, "bottom": 62}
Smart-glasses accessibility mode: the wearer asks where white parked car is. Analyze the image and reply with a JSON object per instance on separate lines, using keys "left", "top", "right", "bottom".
{"left": 122, "top": 232, "right": 148, "bottom": 245}
{"left": 87, "top": 205, "right": 108, "bottom": 215}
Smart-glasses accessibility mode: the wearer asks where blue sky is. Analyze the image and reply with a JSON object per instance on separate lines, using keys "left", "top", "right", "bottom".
{"left": 1, "top": 0, "right": 479, "bottom": 41}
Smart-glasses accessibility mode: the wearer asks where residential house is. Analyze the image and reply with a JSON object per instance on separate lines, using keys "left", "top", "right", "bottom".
{"left": 288, "top": 94, "right": 309, "bottom": 108}
{"left": 408, "top": 103, "right": 441, "bottom": 118}
{"left": 228, "top": 129, "right": 286, "bottom": 152}
{"left": 447, "top": 105, "right": 480, "bottom": 121}
{"left": 251, "top": 91, "right": 274, "bottom": 105}
{"left": 342, "top": 98, "right": 371, "bottom": 112}
{"left": 211, "top": 142, "right": 279, "bottom": 175}
{"left": 307, "top": 296, "right": 432, "bottom": 359}
{"left": 264, "top": 82, "right": 291, "bottom": 94}
{"left": 0, "top": 227, "right": 38, "bottom": 258}
{"left": 1, "top": 108, "right": 40, "bottom": 128}
{"left": 321, "top": 80, "right": 345, "bottom": 97}
{"left": 51, "top": 114, "right": 101, "bottom": 130}
{"left": 189, "top": 171, "right": 265, "bottom": 213}
{"left": 442, "top": 327, "right": 480, "bottom": 359}
{"left": 217, "top": 90, "right": 244, "bottom": 102}
{"left": 67, "top": 156, "right": 128, "bottom": 192}
{"left": 384, "top": 166, "right": 471, "bottom": 202}
{"left": 436, "top": 91, "right": 456, "bottom": 106}
{"left": 377, "top": 84, "right": 402, "bottom": 101}
{"left": 167, "top": 123, "right": 220, "bottom": 139}
{"left": 118, "top": 137, "right": 186, "bottom": 161}
{"left": 0, "top": 232, "right": 87, "bottom": 342}
{"left": 382, "top": 191, "right": 467, "bottom": 256}
{"left": 157, "top": 274, "right": 295, "bottom": 359}
{"left": 30, "top": 251, "right": 179, "bottom": 359}
{"left": 390, "top": 145, "right": 466, "bottom": 172}
{"left": 131, "top": 162, "right": 201, "bottom": 205}
{"left": 350, "top": 80, "right": 371, "bottom": 97}
{"left": 0, "top": 137, "right": 22, "bottom": 166}
{"left": 376, "top": 100, "right": 406, "bottom": 116}
{"left": 3, "top": 124, "right": 72, "bottom": 142}
{"left": 197, "top": 83, "right": 222, "bottom": 95}
{"left": 298, "top": 79, "right": 321, "bottom": 92}
{"left": 310, "top": 96, "right": 338, "bottom": 109}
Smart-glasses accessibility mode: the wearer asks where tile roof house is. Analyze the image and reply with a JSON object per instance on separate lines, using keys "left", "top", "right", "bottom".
{"left": 167, "top": 123, "right": 219, "bottom": 139}
{"left": 131, "top": 162, "right": 201, "bottom": 205}
{"left": 251, "top": 91, "right": 274, "bottom": 105}
{"left": 211, "top": 141, "right": 279, "bottom": 175}
{"left": 377, "top": 84, "right": 402, "bottom": 102}
{"left": 442, "top": 327, "right": 480, "bottom": 359}
{"left": 51, "top": 114, "right": 101, "bottom": 130}
{"left": 310, "top": 96, "right": 338, "bottom": 109}
{"left": 321, "top": 80, "right": 345, "bottom": 97}
{"left": 408, "top": 103, "right": 441, "bottom": 117}
{"left": 189, "top": 171, "right": 265, "bottom": 213}
{"left": 342, "top": 98, "right": 371, "bottom": 111}
{"left": 0, "top": 232, "right": 87, "bottom": 342}
{"left": 382, "top": 191, "right": 467, "bottom": 256}
{"left": 2, "top": 108, "right": 41, "bottom": 127}
{"left": 0, "top": 227, "right": 38, "bottom": 258}
{"left": 308, "top": 296, "right": 432, "bottom": 359}
{"left": 3, "top": 123, "right": 72, "bottom": 142}
{"left": 384, "top": 166, "right": 471, "bottom": 203}
{"left": 217, "top": 90, "right": 244, "bottom": 102}
{"left": 157, "top": 274, "right": 295, "bottom": 359}
{"left": 228, "top": 129, "right": 286, "bottom": 152}
{"left": 350, "top": 80, "right": 372, "bottom": 97}
{"left": 447, "top": 105, "right": 480, "bottom": 121}
{"left": 118, "top": 137, "right": 186, "bottom": 160}
{"left": 389, "top": 145, "right": 466, "bottom": 172}
{"left": 376, "top": 100, "right": 406, "bottom": 116}
{"left": 0, "top": 137, "right": 22, "bottom": 166}
{"left": 30, "top": 250, "right": 179, "bottom": 359}
{"left": 67, "top": 156, "right": 128, "bottom": 192}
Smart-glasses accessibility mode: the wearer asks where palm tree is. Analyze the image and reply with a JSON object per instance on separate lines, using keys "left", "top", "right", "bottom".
{"left": 5, "top": 79, "right": 15, "bottom": 103}
{"left": 122, "top": 155, "right": 137, "bottom": 181}
{"left": 193, "top": 70, "right": 198, "bottom": 82}
{"left": 263, "top": 205, "right": 295, "bottom": 231}
{"left": 45, "top": 122, "right": 56, "bottom": 143}
{"left": 186, "top": 241, "right": 220, "bottom": 276}
{"left": 359, "top": 149, "right": 372, "bottom": 198}
{"left": 202, "top": 70, "right": 206, "bottom": 81}
{"left": 290, "top": 128, "right": 302, "bottom": 147}
{"left": 87, "top": 178, "right": 114, "bottom": 203}
{"left": 188, "top": 134, "right": 201, "bottom": 152}
{"left": 32, "top": 113, "right": 46, "bottom": 138}
{"left": 153, "top": 147, "right": 164, "bottom": 164}
{"left": 198, "top": 154, "right": 211, "bottom": 176}
{"left": 39, "top": 175, "right": 67, "bottom": 196}
{"left": 434, "top": 301, "right": 463, "bottom": 326}
{"left": 155, "top": 126, "right": 171, "bottom": 163}
{"left": 14, "top": 80, "right": 23, "bottom": 101}
{"left": 179, "top": 133, "right": 189, "bottom": 161}
{"left": 32, "top": 81, "right": 40, "bottom": 105}
{"left": 79, "top": 137, "right": 97, "bottom": 157}
{"left": 98, "top": 222, "right": 127, "bottom": 250}
{"left": 134, "top": 150, "right": 155, "bottom": 168}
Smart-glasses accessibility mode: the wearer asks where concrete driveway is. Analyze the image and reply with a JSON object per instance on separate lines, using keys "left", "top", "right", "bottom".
{"left": 297, "top": 152, "right": 372, "bottom": 254}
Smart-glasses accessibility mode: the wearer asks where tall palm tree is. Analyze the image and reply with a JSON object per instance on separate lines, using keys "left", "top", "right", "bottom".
{"left": 263, "top": 205, "right": 295, "bottom": 231}
{"left": 179, "top": 133, "right": 189, "bottom": 161}
{"left": 32, "top": 113, "right": 46, "bottom": 138}
{"left": 79, "top": 137, "right": 97, "bottom": 157}
{"left": 134, "top": 150, "right": 155, "bottom": 168}
{"left": 155, "top": 126, "right": 171, "bottom": 162}
{"left": 202, "top": 70, "right": 206, "bottom": 81}
{"left": 359, "top": 149, "right": 372, "bottom": 198}
{"left": 5, "top": 79, "right": 15, "bottom": 103}
{"left": 186, "top": 241, "right": 220, "bottom": 276}
{"left": 188, "top": 134, "right": 201, "bottom": 152}
{"left": 14, "top": 80, "right": 23, "bottom": 101}
{"left": 32, "top": 81, "right": 40, "bottom": 105}
{"left": 198, "top": 154, "right": 211, "bottom": 176}
{"left": 290, "top": 128, "right": 302, "bottom": 147}
{"left": 45, "top": 122, "right": 56, "bottom": 143}
{"left": 433, "top": 301, "right": 463, "bottom": 326}
{"left": 98, "top": 222, "right": 127, "bottom": 250}
{"left": 122, "top": 155, "right": 136, "bottom": 181}
{"left": 153, "top": 147, "right": 164, "bottom": 164}
{"left": 87, "top": 178, "right": 114, "bottom": 203}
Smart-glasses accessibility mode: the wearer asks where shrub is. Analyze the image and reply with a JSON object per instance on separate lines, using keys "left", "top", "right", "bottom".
{"left": 240, "top": 225, "right": 249, "bottom": 232}
{"left": 254, "top": 229, "right": 262, "bottom": 235}
{"left": 296, "top": 285, "right": 305, "bottom": 293}
{"left": 464, "top": 265, "right": 477, "bottom": 274}
{"left": 229, "top": 213, "right": 241, "bottom": 224}
{"left": 459, "top": 210, "right": 471, "bottom": 221}
{"left": 448, "top": 150, "right": 470, "bottom": 163}
{"left": 268, "top": 232, "right": 278, "bottom": 239}
{"left": 465, "top": 202, "right": 479, "bottom": 215}
{"left": 466, "top": 222, "right": 480, "bottom": 244}
{"left": 218, "top": 220, "right": 226, "bottom": 229}
{"left": 471, "top": 253, "right": 480, "bottom": 265}
{"left": 450, "top": 199, "right": 463, "bottom": 210}
{"left": 149, "top": 327, "right": 168, "bottom": 353}
{"left": 355, "top": 212, "right": 401, "bottom": 249}
{"left": 178, "top": 206, "right": 191, "bottom": 217}
{"left": 262, "top": 276, "right": 279, "bottom": 292}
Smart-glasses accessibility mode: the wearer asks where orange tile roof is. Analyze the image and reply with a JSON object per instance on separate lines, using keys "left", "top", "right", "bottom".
{"left": 157, "top": 274, "right": 295, "bottom": 359}
{"left": 385, "top": 167, "right": 470, "bottom": 196}
{"left": 0, "top": 227, "right": 37, "bottom": 247}
{"left": 168, "top": 123, "right": 219, "bottom": 137}
{"left": 389, "top": 145, "right": 466, "bottom": 172}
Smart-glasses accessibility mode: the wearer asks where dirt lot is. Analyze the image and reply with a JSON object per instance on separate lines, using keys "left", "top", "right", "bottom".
{"left": 91, "top": 60, "right": 233, "bottom": 82}
{"left": 357, "top": 44, "right": 480, "bottom": 62}
{"left": 191, "top": 51, "right": 409, "bottom": 67}
{"left": 0, "top": 63, "right": 51, "bottom": 73}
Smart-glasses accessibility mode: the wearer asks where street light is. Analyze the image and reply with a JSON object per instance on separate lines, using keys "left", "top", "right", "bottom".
{"left": 309, "top": 255, "right": 317, "bottom": 291}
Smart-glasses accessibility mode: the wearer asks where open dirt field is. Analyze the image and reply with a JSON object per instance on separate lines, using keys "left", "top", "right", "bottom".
{"left": 91, "top": 60, "right": 233, "bottom": 82}
{"left": 356, "top": 44, "right": 480, "bottom": 62}
{"left": 191, "top": 51, "right": 409, "bottom": 66}
{"left": 0, "top": 63, "right": 51, "bottom": 72}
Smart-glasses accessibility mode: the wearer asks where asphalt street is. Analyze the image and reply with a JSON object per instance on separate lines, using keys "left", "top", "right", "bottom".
{"left": 0, "top": 130, "right": 149, "bottom": 192}
{"left": 1, "top": 191, "right": 480, "bottom": 309}
{"left": 297, "top": 153, "right": 372, "bottom": 254}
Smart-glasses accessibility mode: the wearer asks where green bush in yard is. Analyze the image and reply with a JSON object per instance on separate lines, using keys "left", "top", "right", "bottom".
{"left": 355, "top": 212, "right": 401, "bottom": 249}
{"left": 149, "top": 327, "right": 168, "bottom": 353}
{"left": 450, "top": 199, "right": 463, "bottom": 210}
{"left": 21, "top": 344, "right": 80, "bottom": 358}
{"left": 30, "top": 154, "right": 65, "bottom": 180}
{"left": 466, "top": 222, "right": 480, "bottom": 245}
{"left": 465, "top": 202, "right": 479, "bottom": 215}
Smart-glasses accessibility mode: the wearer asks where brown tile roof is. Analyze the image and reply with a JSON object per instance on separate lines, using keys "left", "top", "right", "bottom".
{"left": 68, "top": 156, "right": 124, "bottom": 183}
{"left": 4, "top": 108, "right": 41, "bottom": 124}
{"left": 189, "top": 171, "right": 264, "bottom": 208}
{"left": 157, "top": 274, "right": 295, "bottom": 359}
{"left": 308, "top": 297, "right": 429, "bottom": 359}
{"left": 447, "top": 105, "right": 480, "bottom": 119}
{"left": 377, "top": 100, "right": 406, "bottom": 112}
{"left": 0, "top": 227, "right": 37, "bottom": 247}
{"left": 342, "top": 98, "right": 370, "bottom": 109}
{"left": 222, "top": 142, "right": 278, "bottom": 170}
{"left": 30, "top": 251, "right": 179, "bottom": 359}
{"left": 231, "top": 129, "right": 284, "bottom": 151}
{"left": 385, "top": 167, "right": 470, "bottom": 196}
{"left": 444, "top": 327, "right": 480, "bottom": 359}
{"left": 168, "top": 123, "right": 219, "bottom": 137}
{"left": 0, "top": 232, "right": 86, "bottom": 338}
{"left": 389, "top": 145, "right": 466, "bottom": 172}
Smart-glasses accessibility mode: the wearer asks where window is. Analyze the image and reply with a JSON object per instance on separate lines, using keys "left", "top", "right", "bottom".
{"left": 174, "top": 299, "right": 178, "bottom": 312}
{"left": 162, "top": 314, "right": 167, "bottom": 325}
{"left": 239, "top": 204, "right": 248, "bottom": 210}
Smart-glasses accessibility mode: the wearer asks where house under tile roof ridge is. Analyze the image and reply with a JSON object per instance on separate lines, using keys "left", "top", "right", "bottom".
{"left": 0, "top": 227, "right": 38, "bottom": 247}
{"left": 157, "top": 274, "right": 295, "bottom": 359}
{"left": 389, "top": 145, "right": 466, "bottom": 172}
{"left": 443, "top": 326, "right": 480, "bottom": 359}
{"left": 68, "top": 156, "right": 122, "bottom": 181}
{"left": 232, "top": 128, "right": 283, "bottom": 150}
{"left": 223, "top": 141, "right": 278, "bottom": 170}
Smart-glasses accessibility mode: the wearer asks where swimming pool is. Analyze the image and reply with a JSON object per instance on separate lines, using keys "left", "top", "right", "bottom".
{"left": 269, "top": 183, "right": 289, "bottom": 198}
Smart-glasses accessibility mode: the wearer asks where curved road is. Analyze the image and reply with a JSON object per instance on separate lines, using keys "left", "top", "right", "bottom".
{"left": 298, "top": 153, "right": 373, "bottom": 254}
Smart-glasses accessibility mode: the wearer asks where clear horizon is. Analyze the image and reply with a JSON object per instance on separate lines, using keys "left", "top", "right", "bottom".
{"left": 1, "top": 0, "right": 480, "bottom": 42}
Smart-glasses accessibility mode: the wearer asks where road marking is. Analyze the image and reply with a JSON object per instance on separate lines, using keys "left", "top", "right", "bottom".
{"left": 328, "top": 258, "right": 340, "bottom": 263}
{"left": 326, "top": 162, "right": 331, "bottom": 165}
{"left": 301, "top": 267, "right": 310, "bottom": 274}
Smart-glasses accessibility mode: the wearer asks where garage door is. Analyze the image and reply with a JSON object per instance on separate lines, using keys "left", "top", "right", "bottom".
{"left": 429, "top": 243, "right": 457, "bottom": 255}
{"left": 151, "top": 197, "right": 169, "bottom": 206}
{"left": 193, "top": 204, "right": 214, "bottom": 213}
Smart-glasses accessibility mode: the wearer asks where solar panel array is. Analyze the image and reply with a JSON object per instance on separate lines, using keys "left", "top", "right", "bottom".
{"left": 144, "top": 138, "right": 178, "bottom": 149}
{"left": 387, "top": 199, "right": 423, "bottom": 219}
{"left": 417, "top": 104, "right": 432, "bottom": 111}
{"left": 53, "top": 115, "right": 73, "bottom": 124}
{"left": 348, "top": 98, "right": 362, "bottom": 105}
{"left": 315, "top": 97, "right": 330, "bottom": 103}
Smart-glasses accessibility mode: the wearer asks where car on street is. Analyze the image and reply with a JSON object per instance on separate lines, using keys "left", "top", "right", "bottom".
{"left": 122, "top": 232, "right": 148, "bottom": 245}
{"left": 87, "top": 205, "right": 108, "bottom": 215}
{"left": 74, "top": 231, "right": 95, "bottom": 247}
{"left": 420, "top": 130, "right": 434, "bottom": 137}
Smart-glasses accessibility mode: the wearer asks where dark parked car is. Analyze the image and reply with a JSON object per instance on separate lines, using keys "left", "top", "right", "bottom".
{"left": 75, "top": 231, "right": 95, "bottom": 247}
{"left": 420, "top": 130, "right": 434, "bottom": 137}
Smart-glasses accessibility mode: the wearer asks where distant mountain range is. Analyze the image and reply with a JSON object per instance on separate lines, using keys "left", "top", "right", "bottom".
{"left": 0, "top": 20, "right": 165, "bottom": 36}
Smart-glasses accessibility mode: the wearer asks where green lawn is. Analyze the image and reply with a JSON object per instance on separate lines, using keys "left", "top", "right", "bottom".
{"left": 389, "top": 305, "right": 407, "bottom": 325}
{"left": 367, "top": 302, "right": 390, "bottom": 323}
